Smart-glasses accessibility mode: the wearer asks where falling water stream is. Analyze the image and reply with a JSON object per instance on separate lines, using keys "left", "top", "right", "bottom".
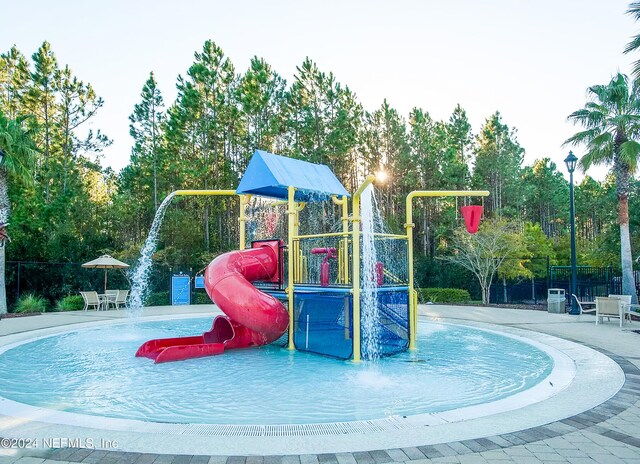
{"left": 360, "top": 185, "right": 381, "bottom": 360}
{"left": 128, "top": 192, "right": 177, "bottom": 314}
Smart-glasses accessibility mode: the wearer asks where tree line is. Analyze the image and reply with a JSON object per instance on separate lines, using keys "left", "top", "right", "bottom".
{"left": 0, "top": 39, "right": 638, "bottom": 308}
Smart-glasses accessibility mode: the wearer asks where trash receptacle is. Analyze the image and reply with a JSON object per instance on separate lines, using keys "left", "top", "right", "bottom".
{"left": 547, "top": 288, "right": 566, "bottom": 313}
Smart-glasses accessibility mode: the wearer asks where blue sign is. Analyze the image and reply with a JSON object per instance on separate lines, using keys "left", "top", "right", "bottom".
{"left": 194, "top": 276, "right": 205, "bottom": 289}
{"left": 171, "top": 274, "right": 191, "bottom": 305}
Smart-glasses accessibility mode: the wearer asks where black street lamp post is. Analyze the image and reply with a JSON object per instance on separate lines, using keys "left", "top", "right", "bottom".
{"left": 565, "top": 151, "right": 579, "bottom": 314}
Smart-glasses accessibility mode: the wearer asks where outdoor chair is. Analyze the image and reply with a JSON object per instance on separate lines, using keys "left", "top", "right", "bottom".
{"left": 80, "top": 291, "right": 101, "bottom": 311}
{"left": 572, "top": 294, "right": 596, "bottom": 316}
{"left": 113, "top": 290, "right": 129, "bottom": 309}
{"left": 595, "top": 296, "right": 623, "bottom": 327}
{"left": 103, "top": 289, "right": 118, "bottom": 309}
{"left": 608, "top": 294, "right": 633, "bottom": 323}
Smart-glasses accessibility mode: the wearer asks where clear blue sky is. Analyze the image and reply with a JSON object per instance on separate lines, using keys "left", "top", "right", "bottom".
{"left": 1, "top": 0, "right": 636, "bottom": 181}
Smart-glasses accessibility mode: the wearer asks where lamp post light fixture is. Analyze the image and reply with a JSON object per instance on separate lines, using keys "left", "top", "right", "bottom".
{"left": 564, "top": 151, "right": 579, "bottom": 315}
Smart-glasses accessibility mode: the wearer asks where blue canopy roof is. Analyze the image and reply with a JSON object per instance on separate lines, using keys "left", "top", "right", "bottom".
{"left": 236, "top": 150, "right": 350, "bottom": 202}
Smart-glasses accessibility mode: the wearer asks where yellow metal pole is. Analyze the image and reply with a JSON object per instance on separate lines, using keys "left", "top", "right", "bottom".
{"left": 287, "top": 186, "right": 296, "bottom": 350}
{"left": 351, "top": 175, "right": 376, "bottom": 362}
{"left": 238, "top": 194, "right": 250, "bottom": 250}
{"left": 173, "top": 190, "right": 237, "bottom": 196}
{"left": 405, "top": 190, "right": 490, "bottom": 350}
{"left": 341, "top": 196, "right": 349, "bottom": 285}
{"left": 294, "top": 202, "right": 305, "bottom": 282}
{"left": 331, "top": 196, "right": 346, "bottom": 283}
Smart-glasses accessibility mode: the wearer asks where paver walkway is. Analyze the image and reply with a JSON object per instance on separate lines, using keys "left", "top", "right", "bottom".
{"left": 0, "top": 304, "right": 639, "bottom": 464}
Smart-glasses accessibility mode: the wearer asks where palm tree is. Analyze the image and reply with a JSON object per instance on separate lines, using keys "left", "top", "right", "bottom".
{"left": 0, "top": 110, "right": 37, "bottom": 313}
{"left": 564, "top": 73, "right": 640, "bottom": 304}
{"left": 624, "top": 2, "right": 640, "bottom": 79}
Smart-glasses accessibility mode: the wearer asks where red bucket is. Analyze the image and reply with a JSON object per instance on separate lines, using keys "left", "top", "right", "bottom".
{"left": 460, "top": 205, "right": 483, "bottom": 234}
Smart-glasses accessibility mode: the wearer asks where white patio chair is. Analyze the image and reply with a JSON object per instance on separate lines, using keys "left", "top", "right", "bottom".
{"left": 103, "top": 289, "right": 118, "bottom": 309}
{"left": 608, "top": 294, "right": 632, "bottom": 323}
{"left": 80, "top": 291, "right": 101, "bottom": 311}
{"left": 572, "top": 294, "right": 596, "bottom": 316}
{"left": 595, "top": 297, "right": 623, "bottom": 327}
{"left": 113, "top": 290, "right": 129, "bottom": 309}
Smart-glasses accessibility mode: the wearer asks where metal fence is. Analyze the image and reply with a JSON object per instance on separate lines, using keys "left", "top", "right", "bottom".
{"left": 549, "top": 266, "right": 640, "bottom": 305}
{"left": 490, "top": 278, "right": 549, "bottom": 305}
{"left": 489, "top": 262, "right": 639, "bottom": 306}
{"left": 5, "top": 261, "right": 202, "bottom": 309}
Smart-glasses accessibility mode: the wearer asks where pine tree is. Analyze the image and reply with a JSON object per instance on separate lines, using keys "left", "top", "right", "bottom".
{"left": 521, "top": 159, "right": 568, "bottom": 237}
{"left": 55, "top": 65, "right": 109, "bottom": 195}
{"left": 165, "top": 40, "right": 237, "bottom": 251}
{"left": 0, "top": 46, "right": 30, "bottom": 120}
{"left": 237, "top": 57, "right": 287, "bottom": 163}
{"left": 129, "top": 72, "right": 165, "bottom": 211}
{"left": 24, "top": 41, "right": 58, "bottom": 204}
{"left": 472, "top": 112, "right": 524, "bottom": 218}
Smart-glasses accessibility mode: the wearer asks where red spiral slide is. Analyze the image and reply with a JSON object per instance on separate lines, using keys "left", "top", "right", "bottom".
{"left": 136, "top": 240, "right": 289, "bottom": 363}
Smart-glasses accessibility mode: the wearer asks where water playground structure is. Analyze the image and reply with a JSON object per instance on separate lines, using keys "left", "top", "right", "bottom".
{"left": 137, "top": 150, "right": 489, "bottom": 363}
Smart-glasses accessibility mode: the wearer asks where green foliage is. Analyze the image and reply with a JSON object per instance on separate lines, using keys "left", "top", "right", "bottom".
{"left": 472, "top": 112, "right": 524, "bottom": 217}
{"left": 145, "top": 291, "right": 169, "bottom": 307}
{"left": 418, "top": 288, "right": 471, "bottom": 303}
{"left": 56, "top": 295, "right": 84, "bottom": 311}
{"left": 195, "top": 292, "right": 212, "bottom": 304}
{"left": 14, "top": 293, "right": 47, "bottom": 313}
{"left": 521, "top": 159, "right": 568, "bottom": 238}
{"left": 440, "top": 220, "right": 528, "bottom": 304}
{"left": 0, "top": 111, "right": 37, "bottom": 182}
{"left": 523, "top": 222, "right": 556, "bottom": 278}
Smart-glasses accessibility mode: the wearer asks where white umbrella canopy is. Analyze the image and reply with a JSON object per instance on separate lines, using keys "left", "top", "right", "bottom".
{"left": 82, "top": 254, "right": 130, "bottom": 293}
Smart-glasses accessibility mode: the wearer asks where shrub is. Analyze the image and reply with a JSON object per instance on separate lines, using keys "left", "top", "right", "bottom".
{"left": 195, "top": 292, "right": 212, "bottom": 304}
{"left": 418, "top": 288, "right": 471, "bottom": 304}
{"left": 56, "top": 295, "right": 85, "bottom": 312}
{"left": 145, "top": 291, "right": 169, "bottom": 307}
{"left": 14, "top": 294, "right": 48, "bottom": 313}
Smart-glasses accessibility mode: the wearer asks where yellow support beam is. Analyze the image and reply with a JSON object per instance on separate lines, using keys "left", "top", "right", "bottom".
{"left": 332, "top": 195, "right": 350, "bottom": 284}
{"left": 373, "top": 233, "right": 407, "bottom": 239}
{"left": 238, "top": 194, "right": 250, "bottom": 250}
{"left": 351, "top": 174, "right": 376, "bottom": 362}
{"left": 296, "top": 232, "right": 350, "bottom": 239}
{"left": 405, "top": 190, "right": 490, "bottom": 350}
{"left": 173, "top": 190, "right": 237, "bottom": 196}
{"left": 287, "top": 186, "right": 296, "bottom": 350}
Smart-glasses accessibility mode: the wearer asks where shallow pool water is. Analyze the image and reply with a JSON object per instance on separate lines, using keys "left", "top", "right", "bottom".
{"left": 0, "top": 318, "right": 553, "bottom": 424}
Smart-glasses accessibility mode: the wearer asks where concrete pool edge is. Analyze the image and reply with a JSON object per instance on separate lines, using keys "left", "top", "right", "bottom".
{"left": 0, "top": 310, "right": 625, "bottom": 455}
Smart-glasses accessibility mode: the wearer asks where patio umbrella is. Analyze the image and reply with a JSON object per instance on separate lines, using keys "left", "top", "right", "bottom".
{"left": 82, "top": 254, "right": 130, "bottom": 293}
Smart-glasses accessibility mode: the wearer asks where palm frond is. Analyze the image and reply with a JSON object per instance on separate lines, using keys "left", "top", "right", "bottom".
{"left": 590, "top": 131, "right": 614, "bottom": 148}
{"left": 632, "top": 60, "right": 640, "bottom": 82}
{"left": 628, "top": 2, "right": 640, "bottom": 19}
{"left": 563, "top": 128, "right": 602, "bottom": 147}
{"left": 619, "top": 140, "right": 640, "bottom": 173}
{"left": 566, "top": 108, "right": 606, "bottom": 129}
{"left": 624, "top": 34, "right": 640, "bottom": 54}
{"left": 0, "top": 112, "right": 37, "bottom": 182}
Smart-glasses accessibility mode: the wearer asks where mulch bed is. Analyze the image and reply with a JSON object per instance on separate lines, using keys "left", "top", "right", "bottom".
{"left": 0, "top": 312, "right": 42, "bottom": 320}
{"left": 441, "top": 302, "right": 548, "bottom": 311}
